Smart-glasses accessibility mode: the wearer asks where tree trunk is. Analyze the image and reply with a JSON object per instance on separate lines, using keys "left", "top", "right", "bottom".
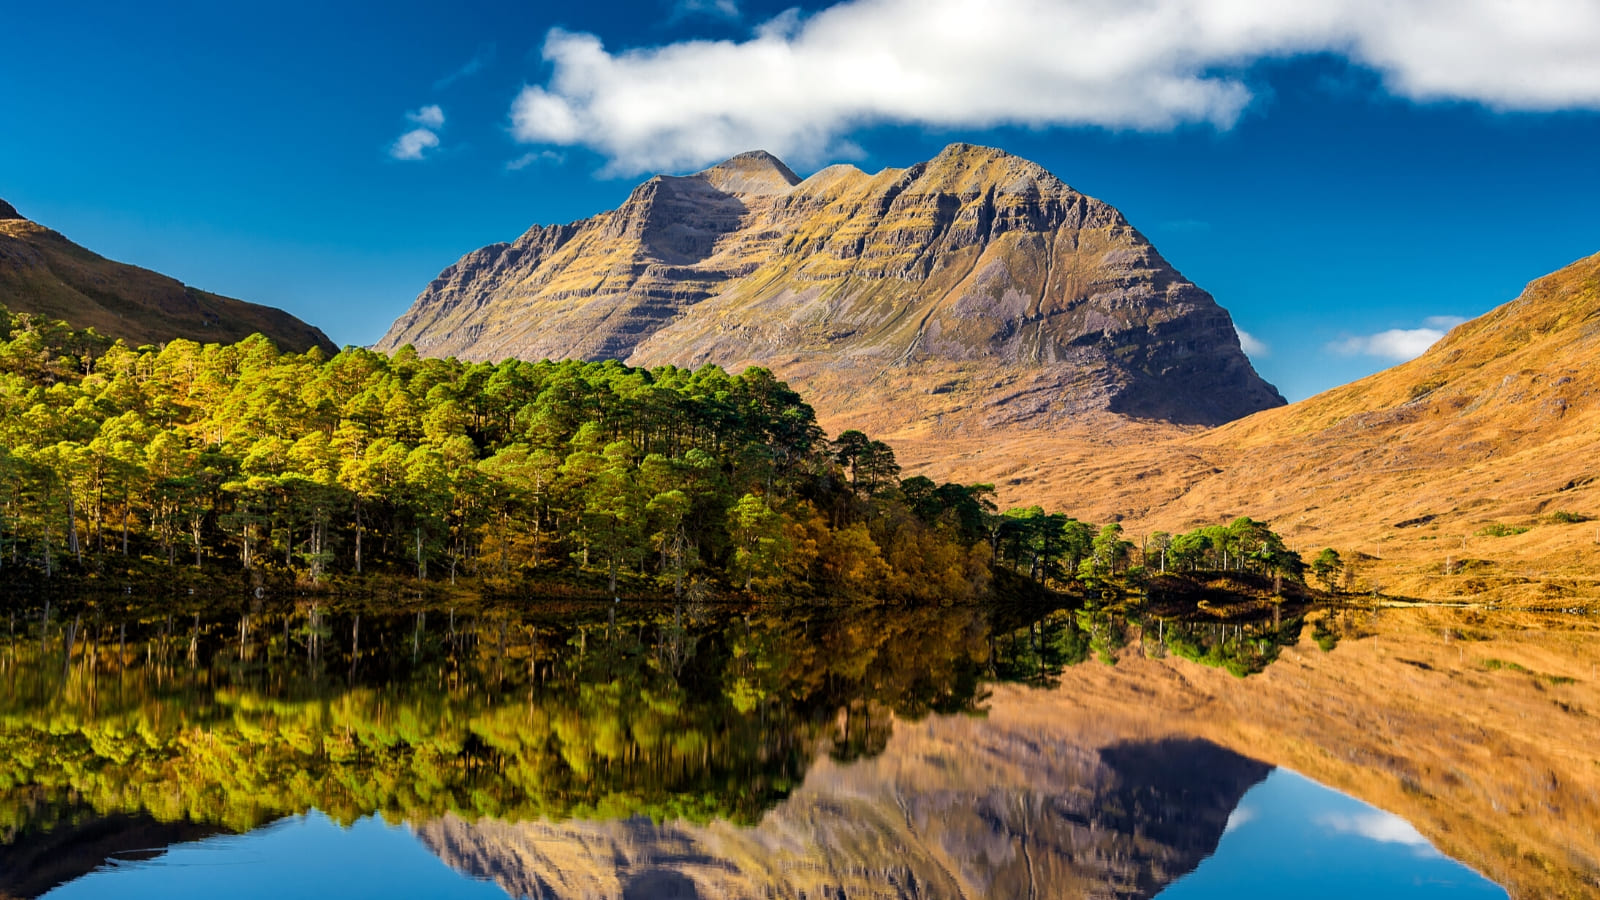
{"left": 66, "top": 494, "right": 82, "bottom": 564}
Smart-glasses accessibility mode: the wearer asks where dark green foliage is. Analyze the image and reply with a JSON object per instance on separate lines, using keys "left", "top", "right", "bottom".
{"left": 0, "top": 311, "right": 1309, "bottom": 603}
{"left": 0, "top": 602, "right": 1039, "bottom": 834}
{"left": 1159, "top": 615, "right": 1303, "bottom": 677}
{"left": 1152, "top": 518, "right": 1307, "bottom": 586}
{"left": 1311, "top": 617, "right": 1341, "bottom": 652}
{"left": 0, "top": 314, "right": 994, "bottom": 601}
{"left": 1311, "top": 548, "right": 1343, "bottom": 591}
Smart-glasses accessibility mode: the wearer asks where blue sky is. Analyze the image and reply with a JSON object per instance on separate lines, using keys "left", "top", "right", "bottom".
{"left": 4, "top": 0, "right": 1599, "bottom": 401}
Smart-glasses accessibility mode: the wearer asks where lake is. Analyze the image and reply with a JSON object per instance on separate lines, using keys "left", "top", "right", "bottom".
{"left": 0, "top": 598, "right": 1593, "bottom": 898}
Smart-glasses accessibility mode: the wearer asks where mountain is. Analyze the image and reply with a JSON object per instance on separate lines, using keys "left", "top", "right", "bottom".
{"left": 975, "top": 250, "right": 1600, "bottom": 603}
{"left": 0, "top": 201, "right": 334, "bottom": 353}
{"left": 417, "top": 701, "right": 1268, "bottom": 900}
{"left": 376, "top": 144, "right": 1283, "bottom": 437}
{"left": 0, "top": 803, "right": 225, "bottom": 900}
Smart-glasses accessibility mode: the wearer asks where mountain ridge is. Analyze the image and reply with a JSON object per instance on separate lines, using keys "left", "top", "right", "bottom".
{"left": 377, "top": 143, "right": 1284, "bottom": 435}
{"left": 0, "top": 200, "right": 335, "bottom": 353}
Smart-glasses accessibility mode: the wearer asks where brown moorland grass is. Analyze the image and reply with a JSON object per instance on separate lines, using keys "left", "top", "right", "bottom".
{"left": 1026, "top": 607, "right": 1600, "bottom": 900}
{"left": 882, "top": 251, "right": 1600, "bottom": 607}
{"left": 411, "top": 608, "right": 1597, "bottom": 900}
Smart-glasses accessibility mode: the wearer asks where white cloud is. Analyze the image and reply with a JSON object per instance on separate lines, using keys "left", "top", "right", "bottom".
{"left": 407, "top": 105, "right": 446, "bottom": 129}
{"left": 1328, "top": 314, "right": 1467, "bottom": 362}
{"left": 1224, "top": 805, "right": 1257, "bottom": 833}
{"left": 390, "top": 127, "right": 441, "bottom": 161}
{"left": 672, "top": 0, "right": 741, "bottom": 21}
{"left": 1318, "top": 811, "right": 1437, "bottom": 853}
{"left": 435, "top": 44, "right": 495, "bottom": 90}
{"left": 391, "top": 106, "right": 447, "bottom": 161}
{"left": 1236, "top": 327, "right": 1269, "bottom": 358}
{"left": 508, "top": 0, "right": 1600, "bottom": 175}
{"left": 506, "top": 149, "right": 566, "bottom": 171}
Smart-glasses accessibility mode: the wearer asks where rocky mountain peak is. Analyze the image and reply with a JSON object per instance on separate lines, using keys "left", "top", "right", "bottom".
{"left": 376, "top": 145, "right": 1284, "bottom": 438}
{"left": 694, "top": 149, "right": 801, "bottom": 197}
{"left": 0, "top": 199, "right": 21, "bottom": 220}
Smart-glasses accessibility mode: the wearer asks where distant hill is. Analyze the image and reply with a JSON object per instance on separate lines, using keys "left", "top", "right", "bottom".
{"left": 376, "top": 144, "right": 1283, "bottom": 436}
{"left": 0, "top": 200, "right": 334, "bottom": 353}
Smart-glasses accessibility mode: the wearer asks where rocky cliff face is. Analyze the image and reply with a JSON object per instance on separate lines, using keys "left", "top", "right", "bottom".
{"left": 377, "top": 145, "right": 1282, "bottom": 433}
{"left": 415, "top": 696, "right": 1269, "bottom": 900}
{"left": 0, "top": 200, "right": 335, "bottom": 353}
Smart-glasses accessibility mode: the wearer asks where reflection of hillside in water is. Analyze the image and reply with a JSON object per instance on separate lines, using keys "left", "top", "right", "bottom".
{"left": 0, "top": 600, "right": 1289, "bottom": 898}
{"left": 0, "top": 601, "right": 1585, "bottom": 898}
{"left": 418, "top": 711, "right": 1268, "bottom": 900}
{"left": 0, "top": 796, "right": 224, "bottom": 900}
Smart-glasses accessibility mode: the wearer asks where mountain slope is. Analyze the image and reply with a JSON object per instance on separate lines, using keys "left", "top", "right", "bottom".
{"left": 377, "top": 144, "right": 1283, "bottom": 436}
{"left": 0, "top": 201, "right": 335, "bottom": 352}
{"left": 964, "top": 250, "right": 1600, "bottom": 602}
{"left": 417, "top": 703, "right": 1267, "bottom": 900}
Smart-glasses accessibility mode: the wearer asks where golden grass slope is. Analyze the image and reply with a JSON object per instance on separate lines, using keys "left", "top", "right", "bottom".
{"left": 1039, "top": 607, "right": 1600, "bottom": 900}
{"left": 906, "top": 251, "right": 1600, "bottom": 605}
{"left": 0, "top": 203, "right": 334, "bottom": 353}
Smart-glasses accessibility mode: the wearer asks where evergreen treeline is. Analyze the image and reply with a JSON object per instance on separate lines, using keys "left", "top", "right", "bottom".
{"left": 0, "top": 310, "right": 998, "bottom": 600}
{"left": 0, "top": 310, "right": 1313, "bottom": 599}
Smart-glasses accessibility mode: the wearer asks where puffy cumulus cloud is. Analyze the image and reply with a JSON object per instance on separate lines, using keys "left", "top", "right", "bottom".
{"left": 1235, "top": 327, "right": 1269, "bottom": 358}
{"left": 390, "top": 127, "right": 441, "bottom": 161}
{"left": 1328, "top": 315, "right": 1467, "bottom": 362}
{"left": 391, "top": 106, "right": 446, "bottom": 161}
{"left": 407, "top": 105, "right": 446, "bottom": 129}
{"left": 508, "top": 0, "right": 1600, "bottom": 174}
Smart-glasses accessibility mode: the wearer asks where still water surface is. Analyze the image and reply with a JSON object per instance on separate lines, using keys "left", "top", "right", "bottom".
{"left": 0, "top": 598, "right": 1590, "bottom": 898}
{"left": 39, "top": 770, "right": 1506, "bottom": 900}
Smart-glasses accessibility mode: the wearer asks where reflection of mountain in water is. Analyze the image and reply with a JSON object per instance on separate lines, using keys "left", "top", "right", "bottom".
{"left": 417, "top": 697, "right": 1270, "bottom": 900}
{"left": 0, "top": 797, "right": 224, "bottom": 900}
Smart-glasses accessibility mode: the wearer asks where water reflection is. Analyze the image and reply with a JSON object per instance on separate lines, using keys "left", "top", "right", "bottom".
{"left": 0, "top": 598, "right": 1585, "bottom": 897}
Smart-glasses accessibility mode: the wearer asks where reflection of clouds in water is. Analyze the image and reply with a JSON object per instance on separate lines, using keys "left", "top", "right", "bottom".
{"left": 1317, "top": 811, "right": 1439, "bottom": 855}
{"left": 1224, "top": 806, "right": 1256, "bottom": 834}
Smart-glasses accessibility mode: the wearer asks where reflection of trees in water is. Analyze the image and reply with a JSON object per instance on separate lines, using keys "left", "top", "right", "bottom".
{"left": 0, "top": 600, "right": 1013, "bottom": 838}
{"left": 0, "top": 595, "right": 1318, "bottom": 898}
{"left": 418, "top": 710, "right": 1274, "bottom": 900}
{"left": 987, "top": 600, "right": 1308, "bottom": 682}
